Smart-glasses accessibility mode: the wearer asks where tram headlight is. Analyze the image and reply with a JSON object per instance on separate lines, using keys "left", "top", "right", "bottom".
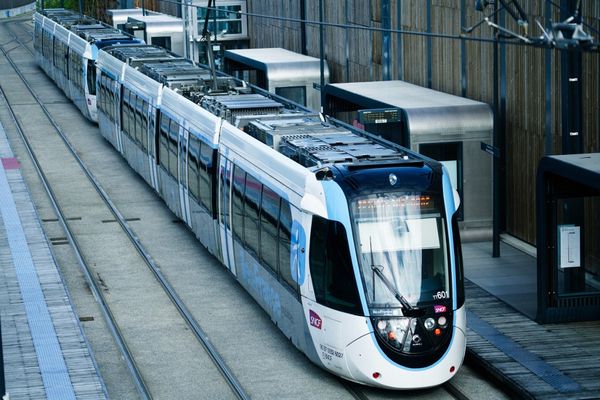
{"left": 373, "top": 317, "right": 414, "bottom": 350}
{"left": 424, "top": 318, "right": 436, "bottom": 330}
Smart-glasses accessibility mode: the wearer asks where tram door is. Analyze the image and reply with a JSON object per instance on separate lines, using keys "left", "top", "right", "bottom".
{"left": 218, "top": 156, "right": 236, "bottom": 276}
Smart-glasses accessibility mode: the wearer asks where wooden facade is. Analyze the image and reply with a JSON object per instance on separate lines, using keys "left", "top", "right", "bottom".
{"left": 247, "top": 0, "right": 600, "bottom": 246}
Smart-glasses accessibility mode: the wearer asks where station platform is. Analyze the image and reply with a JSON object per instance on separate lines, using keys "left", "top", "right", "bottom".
{"left": 0, "top": 121, "right": 107, "bottom": 399}
{"left": 463, "top": 240, "right": 600, "bottom": 399}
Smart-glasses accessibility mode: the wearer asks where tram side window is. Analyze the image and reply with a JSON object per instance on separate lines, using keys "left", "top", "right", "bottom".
{"left": 168, "top": 120, "right": 179, "bottom": 179}
{"left": 244, "top": 173, "right": 261, "bottom": 257}
{"left": 135, "top": 96, "right": 144, "bottom": 146}
{"left": 310, "top": 216, "right": 362, "bottom": 315}
{"left": 198, "top": 142, "right": 213, "bottom": 213}
{"left": 87, "top": 62, "right": 96, "bottom": 95}
{"left": 219, "top": 161, "right": 231, "bottom": 226}
{"left": 158, "top": 114, "right": 170, "bottom": 172}
{"left": 231, "top": 166, "right": 246, "bottom": 241}
{"left": 141, "top": 101, "right": 149, "bottom": 151}
{"left": 260, "top": 185, "right": 279, "bottom": 274}
{"left": 279, "top": 201, "right": 296, "bottom": 292}
{"left": 187, "top": 135, "right": 200, "bottom": 201}
{"left": 43, "top": 31, "right": 52, "bottom": 60}
{"left": 98, "top": 75, "right": 105, "bottom": 113}
{"left": 122, "top": 89, "right": 131, "bottom": 139}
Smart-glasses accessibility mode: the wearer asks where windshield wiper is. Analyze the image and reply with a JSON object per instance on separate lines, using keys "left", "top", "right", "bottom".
{"left": 371, "top": 264, "right": 415, "bottom": 312}
{"left": 369, "top": 237, "right": 418, "bottom": 316}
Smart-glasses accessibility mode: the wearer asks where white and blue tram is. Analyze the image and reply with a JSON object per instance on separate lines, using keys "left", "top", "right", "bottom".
{"left": 34, "top": 9, "right": 142, "bottom": 122}
{"left": 34, "top": 10, "right": 466, "bottom": 389}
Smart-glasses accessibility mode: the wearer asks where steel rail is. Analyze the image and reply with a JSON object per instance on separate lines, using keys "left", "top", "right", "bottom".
{"left": 2, "top": 20, "right": 250, "bottom": 400}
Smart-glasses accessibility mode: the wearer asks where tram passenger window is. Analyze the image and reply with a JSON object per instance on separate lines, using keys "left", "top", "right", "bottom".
{"left": 108, "top": 78, "right": 115, "bottom": 121}
{"left": 244, "top": 174, "right": 261, "bottom": 256}
{"left": 87, "top": 63, "right": 96, "bottom": 95}
{"left": 188, "top": 136, "right": 200, "bottom": 200}
{"left": 122, "top": 89, "right": 129, "bottom": 137}
{"left": 168, "top": 121, "right": 179, "bottom": 178}
{"left": 231, "top": 166, "right": 246, "bottom": 241}
{"left": 159, "top": 115, "right": 170, "bottom": 171}
{"left": 260, "top": 186, "right": 279, "bottom": 274}
{"left": 310, "top": 216, "right": 362, "bottom": 315}
{"left": 219, "top": 161, "right": 231, "bottom": 225}
{"left": 136, "top": 97, "right": 143, "bottom": 146}
{"left": 141, "top": 101, "right": 149, "bottom": 151}
{"left": 279, "top": 201, "right": 296, "bottom": 292}
{"left": 126, "top": 92, "right": 133, "bottom": 139}
{"left": 199, "top": 142, "right": 213, "bottom": 213}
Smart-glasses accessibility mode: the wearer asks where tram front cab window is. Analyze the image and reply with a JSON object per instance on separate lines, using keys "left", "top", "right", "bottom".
{"left": 309, "top": 216, "right": 362, "bottom": 315}
{"left": 352, "top": 193, "right": 450, "bottom": 310}
{"left": 350, "top": 191, "right": 454, "bottom": 366}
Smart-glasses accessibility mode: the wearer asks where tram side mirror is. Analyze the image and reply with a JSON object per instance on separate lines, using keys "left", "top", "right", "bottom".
{"left": 453, "top": 189, "right": 461, "bottom": 213}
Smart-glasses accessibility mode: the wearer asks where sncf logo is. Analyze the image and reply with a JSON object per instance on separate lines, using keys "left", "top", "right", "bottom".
{"left": 309, "top": 310, "right": 322, "bottom": 329}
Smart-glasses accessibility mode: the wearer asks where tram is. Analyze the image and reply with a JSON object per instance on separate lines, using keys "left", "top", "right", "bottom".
{"left": 34, "top": 9, "right": 466, "bottom": 389}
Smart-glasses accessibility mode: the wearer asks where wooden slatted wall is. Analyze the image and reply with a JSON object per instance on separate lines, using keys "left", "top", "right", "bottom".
{"left": 246, "top": 0, "right": 599, "bottom": 246}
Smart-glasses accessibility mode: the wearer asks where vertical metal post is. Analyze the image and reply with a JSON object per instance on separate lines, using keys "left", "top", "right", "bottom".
{"left": 545, "top": 1, "right": 553, "bottom": 155}
{"left": 280, "top": 0, "right": 285, "bottom": 48}
{"left": 142, "top": 0, "right": 146, "bottom": 16}
{"left": 492, "top": 0, "right": 500, "bottom": 257}
{"left": 78, "top": 0, "right": 84, "bottom": 15}
{"left": 426, "top": 0, "right": 432, "bottom": 88}
{"left": 182, "top": 0, "right": 188, "bottom": 59}
{"left": 319, "top": 0, "right": 325, "bottom": 111}
{"left": 300, "top": 0, "right": 307, "bottom": 55}
{"left": 397, "top": 0, "right": 403, "bottom": 80}
{"left": 344, "top": 0, "right": 349, "bottom": 81}
{"left": 460, "top": 0, "right": 467, "bottom": 97}
{"left": 382, "top": 0, "right": 391, "bottom": 81}
{"left": 560, "top": 0, "right": 583, "bottom": 155}
{"left": 560, "top": 0, "right": 585, "bottom": 292}
{"left": 499, "top": 2, "right": 506, "bottom": 235}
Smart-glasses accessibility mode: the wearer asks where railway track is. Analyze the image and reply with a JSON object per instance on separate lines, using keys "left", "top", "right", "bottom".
{"left": 0, "top": 14, "right": 512, "bottom": 400}
{"left": 0, "top": 17, "right": 248, "bottom": 400}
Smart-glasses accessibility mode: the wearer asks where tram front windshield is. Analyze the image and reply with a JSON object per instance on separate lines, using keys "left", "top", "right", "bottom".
{"left": 351, "top": 192, "right": 450, "bottom": 313}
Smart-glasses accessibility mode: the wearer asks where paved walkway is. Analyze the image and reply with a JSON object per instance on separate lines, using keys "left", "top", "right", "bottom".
{"left": 0, "top": 121, "right": 107, "bottom": 400}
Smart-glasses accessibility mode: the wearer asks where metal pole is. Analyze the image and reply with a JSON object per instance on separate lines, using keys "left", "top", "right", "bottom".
{"left": 142, "top": 0, "right": 146, "bottom": 17}
{"left": 182, "top": 0, "right": 188, "bottom": 59}
{"left": 300, "top": 0, "right": 307, "bottom": 55}
{"left": 492, "top": 0, "right": 500, "bottom": 257}
{"left": 382, "top": 0, "right": 391, "bottom": 81}
{"left": 460, "top": 0, "right": 467, "bottom": 97}
{"left": 545, "top": 1, "right": 553, "bottom": 155}
{"left": 397, "top": 0, "right": 403, "bottom": 80}
{"left": 426, "top": 0, "right": 432, "bottom": 88}
{"left": 319, "top": 0, "right": 325, "bottom": 112}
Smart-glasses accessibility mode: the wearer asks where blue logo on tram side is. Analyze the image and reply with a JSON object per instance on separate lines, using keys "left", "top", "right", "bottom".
{"left": 290, "top": 220, "right": 306, "bottom": 286}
